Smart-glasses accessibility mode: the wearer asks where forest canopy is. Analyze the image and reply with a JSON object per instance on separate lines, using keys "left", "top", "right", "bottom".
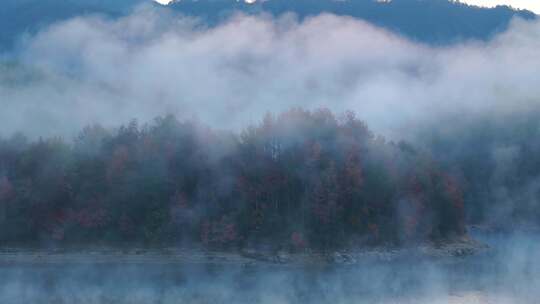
{"left": 0, "top": 109, "right": 465, "bottom": 250}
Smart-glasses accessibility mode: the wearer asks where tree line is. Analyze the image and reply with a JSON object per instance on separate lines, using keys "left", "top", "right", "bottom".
{"left": 0, "top": 108, "right": 465, "bottom": 250}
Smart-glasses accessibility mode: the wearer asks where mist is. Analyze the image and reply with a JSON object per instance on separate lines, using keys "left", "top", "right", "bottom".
{"left": 1, "top": 5, "right": 539, "bottom": 139}
{"left": 1, "top": 229, "right": 539, "bottom": 303}
{"left": 2, "top": 3, "right": 540, "bottom": 304}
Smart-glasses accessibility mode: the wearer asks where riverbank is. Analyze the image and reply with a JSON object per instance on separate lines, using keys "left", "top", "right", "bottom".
{"left": 0, "top": 236, "right": 488, "bottom": 266}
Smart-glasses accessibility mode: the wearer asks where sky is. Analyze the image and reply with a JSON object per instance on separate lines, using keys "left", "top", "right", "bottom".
{"left": 152, "top": 0, "right": 540, "bottom": 14}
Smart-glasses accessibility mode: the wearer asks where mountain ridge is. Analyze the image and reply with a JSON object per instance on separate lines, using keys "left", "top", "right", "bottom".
{"left": 166, "top": 0, "right": 536, "bottom": 43}
{"left": 0, "top": 0, "right": 536, "bottom": 51}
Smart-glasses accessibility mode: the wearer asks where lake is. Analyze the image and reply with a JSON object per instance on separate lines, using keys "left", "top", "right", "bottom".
{"left": 0, "top": 229, "right": 538, "bottom": 304}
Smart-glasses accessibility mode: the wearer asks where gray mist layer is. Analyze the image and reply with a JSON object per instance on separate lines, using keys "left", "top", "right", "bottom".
{"left": 1, "top": 6, "right": 540, "bottom": 140}
{"left": 0, "top": 230, "right": 539, "bottom": 303}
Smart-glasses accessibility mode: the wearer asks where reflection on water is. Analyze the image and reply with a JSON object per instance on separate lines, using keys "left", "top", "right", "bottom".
{"left": 0, "top": 230, "right": 538, "bottom": 304}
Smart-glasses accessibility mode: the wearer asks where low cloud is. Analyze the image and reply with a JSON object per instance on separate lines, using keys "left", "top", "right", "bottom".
{"left": 1, "top": 5, "right": 540, "bottom": 138}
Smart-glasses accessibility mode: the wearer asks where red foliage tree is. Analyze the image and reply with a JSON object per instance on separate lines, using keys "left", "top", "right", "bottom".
{"left": 291, "top": 231, "right": 307, "bottom": 250}
{"left": 200, "top": 216, "right": 238, "bottom": 248}
{"left": 106, "top": 145, "right": 130, "bottom": 183}
{"left": 0, "top": 176, "right": 13, "bottom": 201}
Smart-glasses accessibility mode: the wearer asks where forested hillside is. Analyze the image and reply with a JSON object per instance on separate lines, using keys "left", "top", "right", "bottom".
{"left": 0, "top": 109, "right": 465, "bottom": 249}
{"left": 0, "top": 0, "right": 535, "bottom": 51}
{"left": 169, "top": 0, "right": 535, "bottom": 43}
{"left": 0, "top": 0, "right": 143, "bottom": 51}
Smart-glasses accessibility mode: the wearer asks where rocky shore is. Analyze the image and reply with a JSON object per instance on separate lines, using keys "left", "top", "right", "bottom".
{"left": 0, "top": 236, "right": 488, "bottom": 267}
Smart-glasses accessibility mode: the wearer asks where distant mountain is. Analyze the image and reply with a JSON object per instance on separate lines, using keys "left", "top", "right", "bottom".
{"left": 168, "top": 0, "right": 537, "bottom": 43}
{"left": 0, "top": 0, "right": 144, "bottom": 51}
{"left": 0, "top": 0, "right": 536, "bottom": 51}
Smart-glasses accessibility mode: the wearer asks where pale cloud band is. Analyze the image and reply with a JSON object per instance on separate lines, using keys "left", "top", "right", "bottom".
{"left": 1, "top": 7, "right": 540, "bottom": 139}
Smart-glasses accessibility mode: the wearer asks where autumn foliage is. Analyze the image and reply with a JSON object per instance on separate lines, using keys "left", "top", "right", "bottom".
{"left": 0, "top": 109, "right": 465, "bottom": 249}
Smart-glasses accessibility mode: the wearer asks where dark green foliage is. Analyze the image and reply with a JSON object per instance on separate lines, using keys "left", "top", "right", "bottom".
{"left": 0, "top": 109, "right": 465, "bottom": 249}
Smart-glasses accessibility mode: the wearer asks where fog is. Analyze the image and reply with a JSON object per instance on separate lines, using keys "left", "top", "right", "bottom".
{"left": 1, "top": 5, "right": 540, "bottom": 139}
{"left": 0, "top": 230, "right": 538, "bottom": 303}
{"left": 2, "top": 4, "right": 540, "bottom": 303}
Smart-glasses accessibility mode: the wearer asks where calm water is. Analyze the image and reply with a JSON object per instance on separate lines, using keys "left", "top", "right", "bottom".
{"left": 0, "top": 230, "right": 538, "bottom": 304}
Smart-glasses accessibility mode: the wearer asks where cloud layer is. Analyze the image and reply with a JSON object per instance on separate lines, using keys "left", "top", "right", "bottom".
{"left": 1, "top": 6, "right": 540, "bottom": 138}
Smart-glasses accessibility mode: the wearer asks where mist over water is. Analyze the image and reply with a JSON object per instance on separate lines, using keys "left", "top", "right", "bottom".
{"left": 0, "top": 230, "right": 538, "bottom": 303}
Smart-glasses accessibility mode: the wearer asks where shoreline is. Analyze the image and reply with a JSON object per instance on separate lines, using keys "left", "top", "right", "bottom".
{"left": 0, "top": 237, "right": 489, "bottom": 267}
